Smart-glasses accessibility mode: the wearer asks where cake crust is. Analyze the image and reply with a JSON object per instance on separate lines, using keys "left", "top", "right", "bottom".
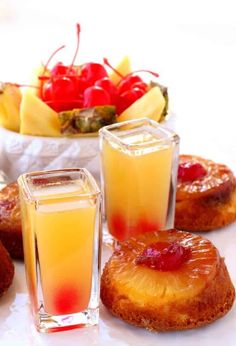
{"left": 0, "top": 182, "right": 23, "bottom": 259}
{"left": 101, "top": 230, "right": 235, "bottom": 332}
{"left": 0, "top": 241, "right": 14, "bottom": 296}
{"left": 101, "top": 257, "right": 235, "bottom": 331}
{"left": 175, "top": 155, "right": 236, "bottom": 231}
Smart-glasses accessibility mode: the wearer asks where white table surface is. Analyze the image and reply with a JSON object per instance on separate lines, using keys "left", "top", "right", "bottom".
{"left": 0, "top": 1, "right": 236, "bottom": 345}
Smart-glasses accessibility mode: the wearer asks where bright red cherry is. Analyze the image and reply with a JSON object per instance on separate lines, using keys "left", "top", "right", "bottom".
{"left": 77, "top": 77, "right": 90, "bottom": 93}
{"left": 45, "top": 97, "right": 83, "bottom": 112}
{"left": 95, "top": 77, "right": 118, "bottom": 103}
{"left": 42, "top": 76, "right": 84, "bottom": 111}
{"left": 131, "top": 81, "right": 148, "bottom": 91}
{"left": 80, "top": 63, "right": 108, "bottom": 86}
{"left": 178, "top": 161, "right": 207, "bottom": 182}
{"left": 51, "top": 62, "right": 68, "bottom": 76}
{"left": 39, "top": 24, "right": 81, "bottom": 108}
{"left": 42, "top": 76, "right": 77, "bottom": 102}
{"left": 69, "top": 75, "right": 90, "bottom": 94}
{"left": 116, "top": 87, "right": 145, "bottom": 114}
{"left": 117, "top": 75, "right": 143, "bottom": 95}
{"left": 83, "top": 86, "right": 111, "bottom": 108}
{"left": 131, "top": 87, "right": 145, "bottom": 98}
{"left": 41, "top": 81, "right": 53, "bottom": 102}
{"left": 136, "top": 241, "right": 190, "bottom": 271}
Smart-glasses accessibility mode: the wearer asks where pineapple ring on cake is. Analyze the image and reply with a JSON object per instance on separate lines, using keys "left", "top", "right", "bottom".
{"left": 101, "top": 229, "right": 235, "bottom": 332}
{"left": 175, "top": 155, "right": 236, "bottom": 231}
{"left": 0, "top": 182, "right": 23, "bottom": 259}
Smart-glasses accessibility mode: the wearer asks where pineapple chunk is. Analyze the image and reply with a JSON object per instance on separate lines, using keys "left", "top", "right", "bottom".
{"left": 117, "top": 86, "right": 166, "bottom": 123}
{"left": 27, "top": 64, "right": 48, "bottom": 97}
{"left": 20, "top": 92, "right": 61, "bottom": 137}
{"left": 0, "top": 83, "right": 21, "bottom": 132}
{"left": 109, "top": 56, "right": 131, "bottom": 85}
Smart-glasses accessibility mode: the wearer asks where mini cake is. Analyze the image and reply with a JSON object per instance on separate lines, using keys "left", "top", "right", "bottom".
{"left": 175, "top": 155, "right": 236, "bottom": 231}
{"left": 0, "top": 182, "right": 23, "bottom": 259}
{"left": 0, "top": 240, "right": 14, "bottom": 296}
{"left": 101, "top": 229, "right": 235, "bottom": 331}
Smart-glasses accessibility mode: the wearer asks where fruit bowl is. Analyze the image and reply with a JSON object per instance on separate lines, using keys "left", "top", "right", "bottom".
{"left": 0, "top": 24, "right": 173, "bottom": 181}
{"left": 0, "top": 24, "right": 169, "bottom": 138}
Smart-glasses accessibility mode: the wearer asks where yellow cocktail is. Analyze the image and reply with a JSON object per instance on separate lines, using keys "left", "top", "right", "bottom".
{"left": 100, "top": 118, "right": 179, "bottom": 242}
{"left": 36, "top": 197, "right": 95, "bottom": 315}
{"left": 18, "top": 169, "right": 101, "bottom": 332}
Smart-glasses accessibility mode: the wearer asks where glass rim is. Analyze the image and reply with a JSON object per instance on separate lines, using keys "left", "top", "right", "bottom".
{"left": 99, "top": 117, "right": 179, "bottom": 151}
{"left": 17, "top": 168, "right": 100, "bottom": 202}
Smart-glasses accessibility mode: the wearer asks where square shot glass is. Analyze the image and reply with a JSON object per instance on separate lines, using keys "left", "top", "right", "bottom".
{"left": 99, "top": 118, "right": 179, "bottom": 244}
{"left": 18, "top": 168, "right": 102, "bottom": 333}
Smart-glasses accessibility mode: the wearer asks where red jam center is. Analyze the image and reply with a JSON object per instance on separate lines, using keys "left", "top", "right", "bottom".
{"left": 178, "top": 161, "right": 207, "bottom": 182}
{"left": 136, "top": 241, "right": 190, "bottom": 271}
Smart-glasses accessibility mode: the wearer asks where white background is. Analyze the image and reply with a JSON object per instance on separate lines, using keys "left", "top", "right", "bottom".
{"left": 0, "top": 1, "right": 236, "bottom": 345}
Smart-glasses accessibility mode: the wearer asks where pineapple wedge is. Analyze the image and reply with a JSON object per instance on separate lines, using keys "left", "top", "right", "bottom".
{"left": 109, "top": 56, "right": 131, "bottom": 85}
{"left": 117, "top": 86, "right": 166, "bottom": 123}
{"left": 27, "top": 64, "right": 48, "bottom": 97}
{"left": 20, "top": 92, "right": 61, "bottom": 137}
{"left": 0, "top": 82, "right": 21, "bottom": 132}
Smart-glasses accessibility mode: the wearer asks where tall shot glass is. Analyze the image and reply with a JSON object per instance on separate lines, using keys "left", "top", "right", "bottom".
{"left": 18, "top": 168, "right": 102, "bottom": 333}
{"left": 99, "top": 118, "right": 179, "bottom": 244}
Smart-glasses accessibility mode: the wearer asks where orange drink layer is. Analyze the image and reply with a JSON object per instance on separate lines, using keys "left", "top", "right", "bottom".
{"left": 35, "top": 198, "right": 96, "bottom": 315}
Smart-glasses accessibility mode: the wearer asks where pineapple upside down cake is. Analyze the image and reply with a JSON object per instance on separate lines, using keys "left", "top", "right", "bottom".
{"left": 175, "top": 155, "right": 236, "bottom": 231}
{"left": 101, "top": 229, "right": 235, "bottom": 331}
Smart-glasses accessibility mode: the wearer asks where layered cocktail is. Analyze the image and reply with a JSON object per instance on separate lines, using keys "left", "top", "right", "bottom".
{"left": 100, "top": 118, "right": 179, "bottom": 242}
{"left": 18, "top": 169, "right": 101, "bottom": 332}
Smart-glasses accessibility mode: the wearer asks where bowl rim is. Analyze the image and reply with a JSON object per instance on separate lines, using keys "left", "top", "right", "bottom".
{"left": 0, "top": 125, "right": 98, "bottom": 140}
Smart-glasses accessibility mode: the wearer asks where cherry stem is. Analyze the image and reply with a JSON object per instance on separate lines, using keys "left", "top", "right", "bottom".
{"left": 103, "top": 58, "right": 124, "bottom": 78}
{"left": 103, "top": 58, "right": 159, "bottom": 81}
{"left": 10, "top": 83, "right": 40, "bottom": 89}
{"left": 42, "top": 44, "right": 66, "bottom": 76}
{"left": 126, "top": 69, "right": 159, "bottom": 78}
{"left": 68, "top": 23, "right": 80, "bottom": 74}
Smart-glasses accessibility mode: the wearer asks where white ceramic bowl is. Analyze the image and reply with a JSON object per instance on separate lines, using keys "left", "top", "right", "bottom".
{"left": 0, "top": 127, "right": 100, "bottom": 182}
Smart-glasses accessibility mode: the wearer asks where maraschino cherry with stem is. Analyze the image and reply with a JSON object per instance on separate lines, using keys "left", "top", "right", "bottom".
{"left": 103, "top": 58, "right": 159, "bottom": 114}
{"left": 39, "top": 24, "right": 85, "bottom": 111}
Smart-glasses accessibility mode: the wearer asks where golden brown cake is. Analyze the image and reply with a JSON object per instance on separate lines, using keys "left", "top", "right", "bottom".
{"left": 0, "top": 240, "right": 14, "bottom": 296}
{"left": 101, "top": 229, "right": 235, "bottom": 332}
{"left": 175, "top": 155, "right": 236, "bottom": 231}
{"left": 0, "top": 182, "right": 23, "bottom": 259}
